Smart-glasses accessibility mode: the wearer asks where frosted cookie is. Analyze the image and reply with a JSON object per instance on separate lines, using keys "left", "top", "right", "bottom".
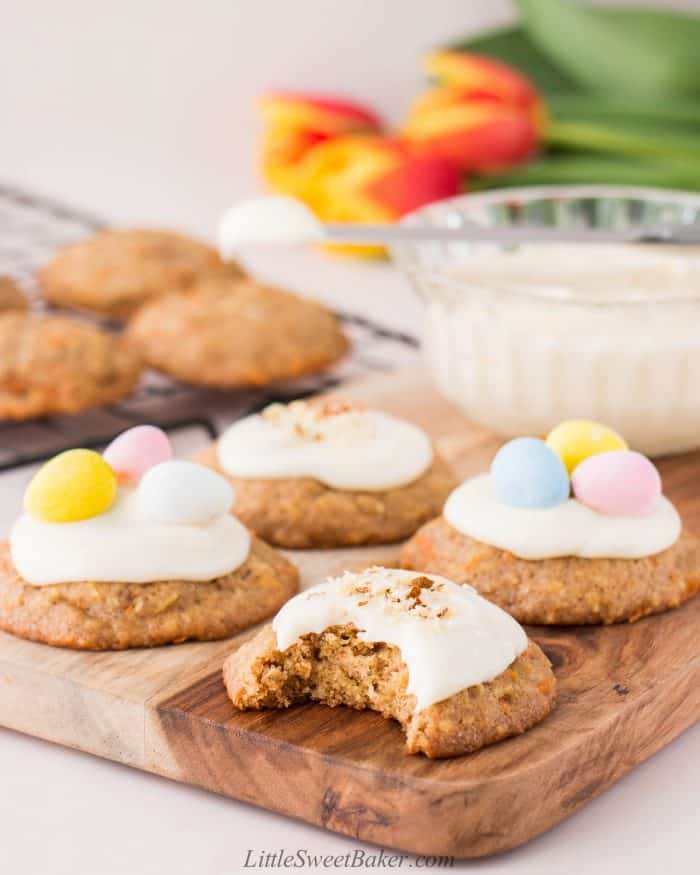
{"left": 0, "top": 426, "right": 298, "bottom": 649}
{"left": 0, "top": 276, "right": 27, "bottom": 312}
{"left": 0, "top": 312, "right": 141, "bottom": 420}
{"left": 224, "top": 567, "right": 556, "bottom": 758}
{"left": 196, "top": 397, "right": 456, "bottom": 548}
{"left": 127, "top": 273, "right": 349, "bottom": 388}
{"left": 39, "top": 229, "right": 234, "bottom": 319}
{"left": 402, "top": 421, "right": 700, "bottom": 625}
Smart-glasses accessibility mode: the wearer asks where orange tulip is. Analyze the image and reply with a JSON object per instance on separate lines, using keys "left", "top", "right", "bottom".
{"left": 425, "top": 50, "right": 539, "bottom": 111}
{"left": 295, "top": 135, "right": 460, "bottom": 224}
{"left": 404, "top": 91, "right": 543, "bottom": 173}
{"left": 259, "top": 91, "right": 384, "bottom": 196}
{"left": 403, "top": 51, "right": 547, "bottom": 173}
{"left": 259, "top": 91, "right": 382, "bottom": 136}
{"left": 257, "top": 92, "right": 461, "bottom": 255}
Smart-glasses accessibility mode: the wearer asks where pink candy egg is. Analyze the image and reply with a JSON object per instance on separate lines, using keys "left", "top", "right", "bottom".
{"left": 103, "top": 426, "right": 172, "bottom": 484}
{"left": 572, "top": 450, "right": 661, "bottom": 516}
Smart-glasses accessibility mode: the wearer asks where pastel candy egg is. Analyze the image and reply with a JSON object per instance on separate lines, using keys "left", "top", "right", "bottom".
{"left": 138, "top": 460, "right": 233, "bottom": 524}
{"left": 25, "top": 449, "right": 117, "bottom": 523}
{"left": 491, "top": 437, "right": 570, "bottom": 509}
{"left": 103, "top": 425, "right": 172, "bottom": 484}
{"left": 546, "top": 419, "right": 627, "bottom": 475}
{"left": 572, "top": 450, "right": 661, "bottom": 516}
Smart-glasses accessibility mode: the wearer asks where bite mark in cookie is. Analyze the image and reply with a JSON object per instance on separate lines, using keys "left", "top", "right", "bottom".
{"left": 224, "top": 568, "right": 556, "bottom": 757}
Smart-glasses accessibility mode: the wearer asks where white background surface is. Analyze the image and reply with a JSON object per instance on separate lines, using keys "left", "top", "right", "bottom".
{"left": 1, "top": 1, "right": 699, "bottom": 873}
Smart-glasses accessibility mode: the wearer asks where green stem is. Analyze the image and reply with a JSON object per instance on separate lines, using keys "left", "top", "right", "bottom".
{"left": 471, "top": 155, "right": 700, "bottom": 191}
{"left": 547, "top": 120, "right": 700, "bottom": 162}
{"left": 548, "top": 94, "right": 700, "bottom": 131}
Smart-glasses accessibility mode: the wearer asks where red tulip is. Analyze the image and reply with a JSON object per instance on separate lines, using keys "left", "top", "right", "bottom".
{"left": 403, "top": 52, "right": 547, "bottom": 173}
{"left": 259, "top": 91, "right": 384, "bottom": 193}
{"left": 424, "top": 50, "right": 540, "bottom": 111}
{"left": 298, "top": 135, "right": 461, "bottom": 223}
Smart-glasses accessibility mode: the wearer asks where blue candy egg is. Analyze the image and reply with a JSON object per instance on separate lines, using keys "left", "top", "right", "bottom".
{"left": 491, "top": 437, "right": 570, "bottom": 509}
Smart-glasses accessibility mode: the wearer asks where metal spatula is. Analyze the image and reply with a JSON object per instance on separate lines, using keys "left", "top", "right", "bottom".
{"left": 217, "top": 196, "right": 700, "bottom": 258}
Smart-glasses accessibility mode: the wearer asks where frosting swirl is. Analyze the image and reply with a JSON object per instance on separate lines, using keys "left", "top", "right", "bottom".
{"left": 10, "top": 488, "right": 251, "bottom": 586}
{"left": 444, "top": 474, "right": 681, "bottom": 560}
{"left": 217, "top": 399, "right": 433, "bottom": 491}
{"left": 273, "top": 567, "right": 527, "bottom": 711}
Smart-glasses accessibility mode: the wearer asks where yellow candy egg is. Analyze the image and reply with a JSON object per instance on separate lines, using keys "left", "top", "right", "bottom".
{"left": 546, "top": 420, "right": 628, "bottom": 475}
{"left": 24, "top": 449, "right": 117, "bottom": 523}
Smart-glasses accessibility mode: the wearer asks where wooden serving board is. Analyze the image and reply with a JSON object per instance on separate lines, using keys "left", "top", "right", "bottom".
{"left": 1, "top": 368, "right": 698, "bottom": 858}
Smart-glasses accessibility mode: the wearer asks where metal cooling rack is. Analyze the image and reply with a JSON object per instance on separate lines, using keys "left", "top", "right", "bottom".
{"left": 0, "top": 183, "right": 419, "bottom": 471}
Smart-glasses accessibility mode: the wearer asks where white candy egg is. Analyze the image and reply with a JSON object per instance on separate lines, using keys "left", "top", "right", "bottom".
{"left": 138, "top": 461, "right": 233, "bottom": 525}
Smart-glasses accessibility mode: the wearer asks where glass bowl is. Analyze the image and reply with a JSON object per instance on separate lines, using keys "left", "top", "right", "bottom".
{"left": 391, "top": 185, "right": 700, "bottom": 456}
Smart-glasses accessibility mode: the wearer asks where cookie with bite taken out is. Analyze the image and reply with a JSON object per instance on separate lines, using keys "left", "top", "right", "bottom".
{"left": 224, "top": 567, "right": 556, "bottom": 758}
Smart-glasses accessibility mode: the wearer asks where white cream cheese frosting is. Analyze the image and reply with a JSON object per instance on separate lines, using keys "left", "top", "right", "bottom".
{"left": 444, "top": 473, "right": 681, "bottom": 560}
{"left": 218, "top": 196, "right": 326, "bottom": 257}
{"left": 217, "top": 399, "right": 433, "bottom": 491}
{"left": 10, "top": 488, "right": 251, "bottom": 586}
{"left": 272, "top": 567, "right": 527, "bottom": 711}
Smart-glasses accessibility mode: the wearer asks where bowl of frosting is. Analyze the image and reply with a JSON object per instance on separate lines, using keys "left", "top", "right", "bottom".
{"left": 391, "top": 185, "right": 700, "bottom": 456}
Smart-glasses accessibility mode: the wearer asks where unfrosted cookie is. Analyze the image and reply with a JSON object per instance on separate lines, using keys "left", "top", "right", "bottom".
{"left": 0, "top": 312, "right": 141, "bottom": 419}
{"left": 197, "top": 442, "right": 455, "bottom": 548}
{"left": 127, "top": 274, "right": 349, "bottom": 388}
{"left": 224, "top": 568, "right": 556, "bottom": 758}
{"left": 401, "top": 517, "right": 700, "bottom": 625}
{"left": 0, "top": 276, "right": 27, "bottom": 312}
{"left": 0, "top": 536, "right": 298, "bottom": 650}
{"left": 40, "top": 229, "right": 234, "bottom": 318}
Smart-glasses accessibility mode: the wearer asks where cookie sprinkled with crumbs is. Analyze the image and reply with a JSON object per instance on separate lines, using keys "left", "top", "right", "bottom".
{"left": 224, "top": 568, "right": 555, "bottom": 758}
{"left": 196, "top": 398, "right": 456, "bottom": 548}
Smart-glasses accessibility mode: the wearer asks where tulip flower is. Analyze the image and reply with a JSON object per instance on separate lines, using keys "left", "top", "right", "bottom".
{"left": 403, "top": 51, "right": 547, "bottom": 173}
{"left": 259, "top": 91, "right": 383, "bottom": 193}
{"left": 425, "top": 50, "right": 541, "bottom": 111}
{"left": 259, "top": 91, "right": 382, "bottom": 136}
{"left": 403, "top": 90, "right": 543, "bottom": 173}
{"left": 262, "top": 133, "right": 460, "bottom": 255}
{"left": 254, "top": 53, "right": 545, "bottom": 257}
{"left": 257, "top": 90, "right": 461, "bottom": 254}
{"left": 296, "top": 136, "right": 460, "bottom": 223}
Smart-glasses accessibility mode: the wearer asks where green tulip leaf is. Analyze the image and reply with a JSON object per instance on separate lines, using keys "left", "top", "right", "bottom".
{"left": 517, "top": 0, "right": 700, "bottom": 97}
{"left": 471, "top": 154, "right": 700, "bottom": 191}
{"left": 547, "top": 120, "right": 700, "bottom": 163}
{"left": 549, "top": 93, "right": 700, "bottom": 132}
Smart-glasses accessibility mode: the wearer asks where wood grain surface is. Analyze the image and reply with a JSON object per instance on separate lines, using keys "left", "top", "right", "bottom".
{"left": 0, "top": 368, "right": 698, "bottom": 857}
